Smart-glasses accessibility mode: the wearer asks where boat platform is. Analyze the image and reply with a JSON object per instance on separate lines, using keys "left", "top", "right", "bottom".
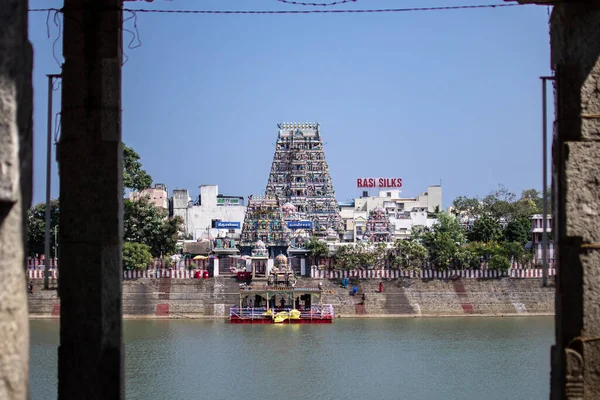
{"left": 230, "top": 305, "right": 334, "bottom": 324}
{"left": 230, "top": 284, "right": 333, "bottom": 324}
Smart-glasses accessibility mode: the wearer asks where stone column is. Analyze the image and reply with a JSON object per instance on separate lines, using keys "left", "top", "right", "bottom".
{"left": 57, "top": 1, "right": 124, "bottom": 399}
{"left": 550, "top": 2, "right": 600, "bottom": 399}
{"left": 300, "top": 258, "right": 306, "bottom": 276}
{"left": 0, "top": 1, "right": 33, "bottom": 399}
{"left": 213, "top": 258, "right": 220, "bottom": 277}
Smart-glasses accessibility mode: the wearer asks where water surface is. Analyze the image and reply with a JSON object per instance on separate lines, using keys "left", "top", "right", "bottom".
{"left": 30, "top": 317, "right": 553, "bottom": 400}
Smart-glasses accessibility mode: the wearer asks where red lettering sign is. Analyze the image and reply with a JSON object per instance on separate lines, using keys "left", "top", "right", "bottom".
{"left": 357, "top": 178, "right": 403, "bottom": 188}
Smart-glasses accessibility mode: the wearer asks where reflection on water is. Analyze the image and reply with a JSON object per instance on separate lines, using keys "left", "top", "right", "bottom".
{"left": 30, "top": 317, "right": 553, "bottom": 400}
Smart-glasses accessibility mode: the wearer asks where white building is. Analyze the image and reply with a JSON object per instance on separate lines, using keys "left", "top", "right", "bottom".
{"left": 339, "top": 185, "right": 442, "bottom": 241}
{"left": 531, "top": 213, "right": 554, "bottom": 263}
{"left": 171, "top": 185, "right": 246, "bottom": 241}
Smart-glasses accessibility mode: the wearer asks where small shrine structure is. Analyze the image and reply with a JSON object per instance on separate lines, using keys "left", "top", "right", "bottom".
{"left": 364, "top": 207, "right": 395, "bottom": 243}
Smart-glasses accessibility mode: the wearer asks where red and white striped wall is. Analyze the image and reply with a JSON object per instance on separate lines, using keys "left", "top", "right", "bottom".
{"left": 27, "top": 268, "right": 204, "bottom": 280}
{"left": 310, "top": 267, "right": 557, "bottom": 280}
{"left": 27, "top": 257, "right": 58, "bottom": 268}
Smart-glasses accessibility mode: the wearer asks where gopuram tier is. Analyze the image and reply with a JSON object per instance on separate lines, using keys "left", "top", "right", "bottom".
{"left": 240, "top": 195, "right": 290, "bottom": 257}
{"left": 265, "top": 122, "right": 342, "bottom": 240}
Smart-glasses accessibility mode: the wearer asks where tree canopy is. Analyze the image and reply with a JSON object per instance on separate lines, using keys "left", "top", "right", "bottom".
{"left": 421, "top": 213, "right": 466, "bottom": 270}
{"left": 27, "top": 144, "right": 175, "bottom": 262}
{"left": 304, "top": 237, "right": 329, "bottom": 266}
{"left": 27, "top": 199, "right": 59, "bottom": 257}
{"left": 124, "top": 197, "right": 183, "bottom": 257}
{"left": 123, "top": 143, "right": 152, "bottom": 192}
{"left": 467, "top": 214, "right": 503, "bottom": 243}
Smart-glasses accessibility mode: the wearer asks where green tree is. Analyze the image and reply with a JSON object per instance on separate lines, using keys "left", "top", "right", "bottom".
{"left": 421, "top": 213, "right": 466, "bottom": 270}
{"left": 373, "top": 242, "right": 389, "bottom": 268}
{"left": 451, "top": 196, "right": 482, "bottom": 217}
{"left": 124, "top": 197, "right": 183, "bottom": 257}
{"left": 504, "top": 216, "right": 531, "bottom": 245}
{"left": 122, "top": 242, "right": 153, "bottom": 270}
{"left": 456, "top": 244, "right": 483, "bottom": 270}
{"left": 467, "top": 214, "right": 503, "bottom": 243}
{"left": 481, "top": 185, "right": 517, "bottom": 220}
{"left": 355, "top": 243, "right": 376, "bottom": 268}
{"left": 304, "top": 237, "right": 329, "bottom": 267}
{"left": 488, "top": 254, "right": 511, "bottom": 271}
{"left": 123, "top": 143, "right": 152, "bottom": 192}
{"left": 500, "top": 241, "right": 525, "bottom": 264}
{"left": 26, "top": 199, "right": 60, "bottom": 257}
{"left": 394, "top": 239, "right": 428, "bottom": 269}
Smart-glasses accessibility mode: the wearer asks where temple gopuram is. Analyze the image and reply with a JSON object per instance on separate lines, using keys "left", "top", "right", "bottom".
{"left": 240, "top": 195, "right": 290, "bottom": 258}
{"left": 265, "top": 122, "right": 342, "bottom": 239}
{"left": 364, "top": 207, "right": 395, "bottom": 243}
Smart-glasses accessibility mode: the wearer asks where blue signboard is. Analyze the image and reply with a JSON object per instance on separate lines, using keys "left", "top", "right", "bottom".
{"left": 215, "top": 221, "right": 241, "bottom": 229}
{"left": 287, "top": 221, "right": 313, "bottom": 230}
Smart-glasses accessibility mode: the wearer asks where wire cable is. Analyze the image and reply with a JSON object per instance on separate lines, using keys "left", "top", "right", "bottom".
{"left": 30, "top": 4, "right": 524, "bottom": 15}
{"left": 277, "top": 0, "right": 357, "bottom": 6}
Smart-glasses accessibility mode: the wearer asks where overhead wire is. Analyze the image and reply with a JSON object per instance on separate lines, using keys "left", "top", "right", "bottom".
{"left": 30, "top": 4, "right": 524, "bottom": 15}
{"left": 277, "top": 0, "right": 357, "bottom": 6}
{"left": 45, "top": 9, "right": 63, "bottom": 68}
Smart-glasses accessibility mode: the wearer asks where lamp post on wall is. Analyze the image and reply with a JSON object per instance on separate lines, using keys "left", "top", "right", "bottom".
{"left": 541, "top": 75, "right": 555, "bottom": 287}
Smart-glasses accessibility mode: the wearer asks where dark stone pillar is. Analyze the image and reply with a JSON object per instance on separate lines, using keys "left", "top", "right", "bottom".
{"left": 550, "top": 2, "right": 600, "bottom": 399}
{"left": 0, "top": 1, "right": 33, "bottom": 399}
{"left": 58, "top": 1, "right": 124, "bottom": 399}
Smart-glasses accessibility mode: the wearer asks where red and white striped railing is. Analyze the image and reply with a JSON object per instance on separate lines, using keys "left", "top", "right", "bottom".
{"left": 310, "top": 267, "right": 556, "bottom": 280}
{"left": 27, "top": 268, "right": 204, "bottom": 280}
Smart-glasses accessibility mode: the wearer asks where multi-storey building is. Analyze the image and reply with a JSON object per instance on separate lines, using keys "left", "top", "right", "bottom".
{"left": 170, "top": 185, "right": 246, "bottom": 241}
{"left": 531, "top": 213, "right": 554, "bottom": 264}
{"left": 339, "top": 186, "right": 441, "bottom": 241}
{"left": 265, "top": 122, "right": 342, "bottom": 239}
{"left": 130, "top": 183, "right": 169, "bottom": 209}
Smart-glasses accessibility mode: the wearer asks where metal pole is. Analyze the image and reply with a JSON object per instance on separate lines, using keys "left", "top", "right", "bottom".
{"left": 541, "top": 76, "right": 555, "bottom": 287}
{"left": 44, "top": 75, "right": 58, "bottom": 289}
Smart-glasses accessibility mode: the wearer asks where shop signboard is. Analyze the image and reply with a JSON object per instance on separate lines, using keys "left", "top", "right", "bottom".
{"left": 356, "top": 178, "right": 403, "bottom": 188}
{"left": 217, "top": 198, "right": 241, "bottom": 206}
{"left": 215, "top": 221, "right": 241, "bottom": 229}
{"left": 287, "top": 221, "right": 313, "bottom": 230}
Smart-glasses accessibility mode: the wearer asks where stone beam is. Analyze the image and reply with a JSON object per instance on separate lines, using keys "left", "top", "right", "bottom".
{"left": 57, "top": 0, "right": 124, "bottom": 399}
{"left": 0, "top": 0, "right": 33, "bottom": 399}
{"left": 550, "top": 2, "right": 600, "bottom": 399}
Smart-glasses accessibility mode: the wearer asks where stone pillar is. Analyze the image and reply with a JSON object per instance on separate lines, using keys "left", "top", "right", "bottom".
{"left": 213, "top": 258, "right": 220, "bottom": 277}
{"left": 57, "top": 1, "right": 124, "bottom": 399}
{"left": 0, "top": 1, "right": 33, "bottom": 399}
{"left": 246, "top": 259, "right": 252, "bottom": 273}
{"left": 300, "top": 258, "right": 306, "bottom": 276}
{"left": 550, "top": 2, "right": 600, "bottom": 399}
{"left": 267, "top": 259, "right": 274, "bottom": 275}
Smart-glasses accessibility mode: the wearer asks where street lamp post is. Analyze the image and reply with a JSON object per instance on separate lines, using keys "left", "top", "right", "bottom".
{"left": 44, "top": 74, "right": 61, "bottom": 290}
{"left": 540, "top": 75, "right": 555, "bottom": 287}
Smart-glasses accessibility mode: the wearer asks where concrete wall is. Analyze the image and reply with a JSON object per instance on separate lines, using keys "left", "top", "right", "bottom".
{"left": 28, "top": 277, "right": 554, "bottom": 318}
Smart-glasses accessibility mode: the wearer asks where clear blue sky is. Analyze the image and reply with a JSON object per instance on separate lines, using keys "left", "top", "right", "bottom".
{"left": 29, "top": 0, "right": 554, "bottom": 208}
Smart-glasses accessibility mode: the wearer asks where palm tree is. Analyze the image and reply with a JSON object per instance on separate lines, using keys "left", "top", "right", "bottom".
{"left": 304, "top": 237, "right": 329, "bottom": 268}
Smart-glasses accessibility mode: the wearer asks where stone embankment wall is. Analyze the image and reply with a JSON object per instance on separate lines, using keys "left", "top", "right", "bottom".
{"left": 28, "top": 277, "right": 555, "bottom": 318}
